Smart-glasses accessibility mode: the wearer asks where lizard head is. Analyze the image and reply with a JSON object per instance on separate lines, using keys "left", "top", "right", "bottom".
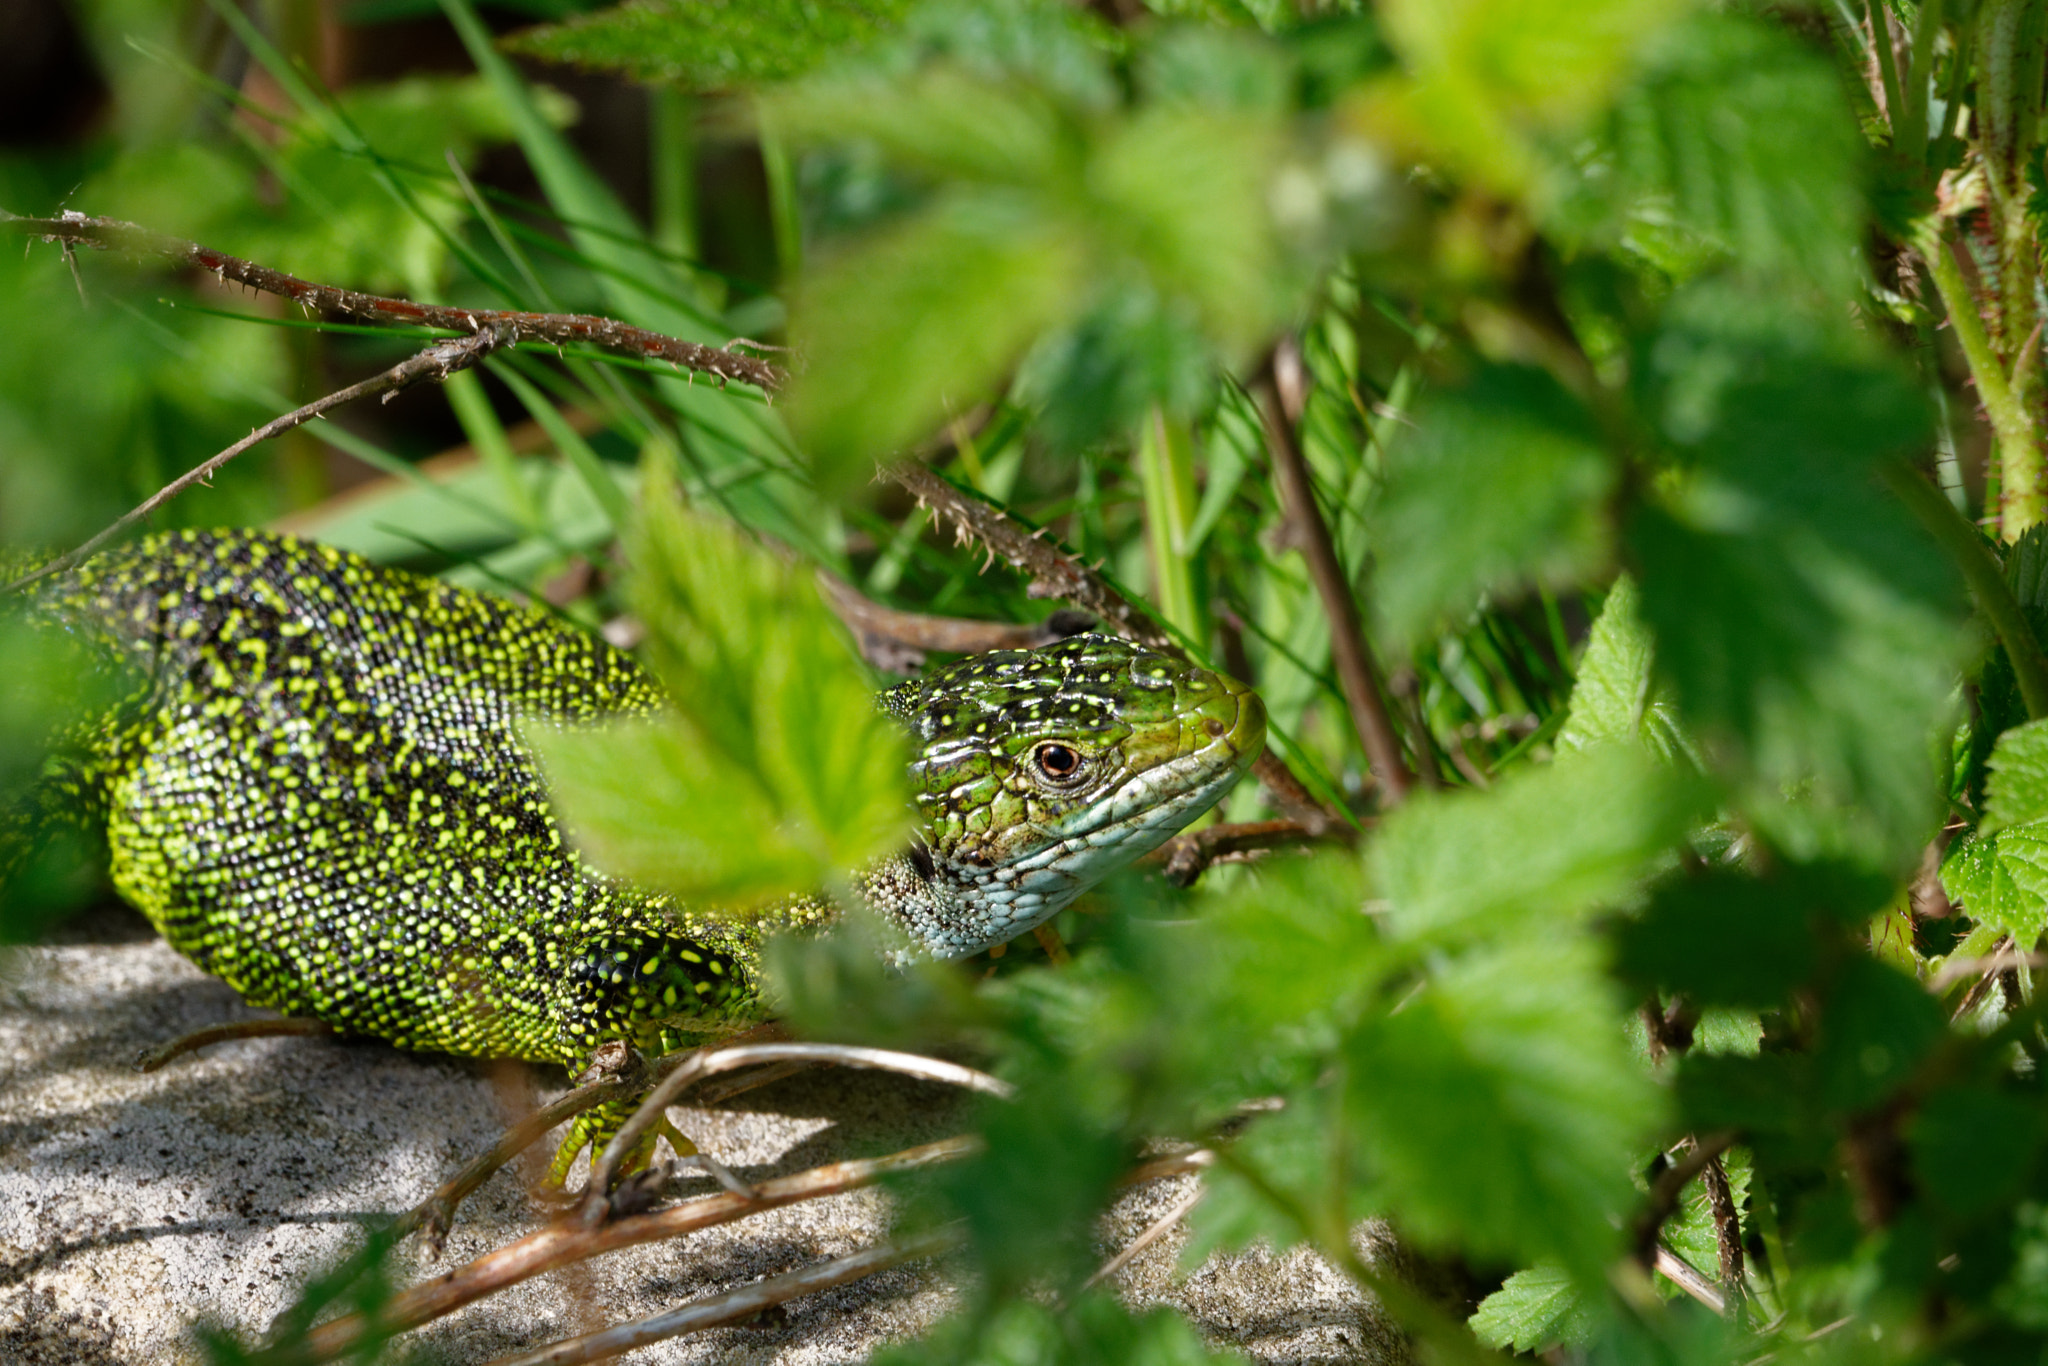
{"left": 875, "top": 633, "right": 1264, "bottom": 958}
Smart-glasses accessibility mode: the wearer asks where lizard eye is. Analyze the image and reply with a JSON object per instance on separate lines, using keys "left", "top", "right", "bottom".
{"left": 1033, "top": 743, "right": 1086, "bottom": 785}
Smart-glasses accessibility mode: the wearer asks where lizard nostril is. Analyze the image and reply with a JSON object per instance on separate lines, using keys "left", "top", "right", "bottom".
{"left": 1203, "top": 719, "right": 1225, "bottom": 738}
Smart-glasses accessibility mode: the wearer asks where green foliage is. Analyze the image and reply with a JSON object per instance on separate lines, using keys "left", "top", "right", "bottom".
{"left": 1372, "top": 363, "right": 1613, "bottom": 646}
{"left": 530, "top": 461, "right": 911, "bottom": 903}
{"left": 1470, "top": 1263, "right": 1600, "bottom": 1352}
{"left": 506, "top": 0, "right": 919, "bottom": 88}
{"left": 23, "top": 0, "right": 2048, "bottom": 1359}
{"left": 1371, "top": 745, "right": 1702, "bottom": 942}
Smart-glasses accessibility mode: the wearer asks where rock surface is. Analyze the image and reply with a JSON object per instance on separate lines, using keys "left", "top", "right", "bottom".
{"left": 0, "top": 904, "right": 1408, "bottom": 1365}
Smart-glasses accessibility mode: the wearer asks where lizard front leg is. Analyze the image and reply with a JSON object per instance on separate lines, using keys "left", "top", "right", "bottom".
{"left": 543, "top": 928, "right": 757, "bottom": 1188}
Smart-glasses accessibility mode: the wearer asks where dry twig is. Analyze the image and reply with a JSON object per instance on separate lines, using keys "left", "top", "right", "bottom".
{"left": 817, "top": 570, "right": 1095, "bottom": 672}
{"left": 1154, "top": 818, "right": 1355, "bottom": 887}
{"left": 6, "top": 325, "right": 517, "bottom": 594}
{"left": 2, "top": 212, "right": 783, "bottom": 390}
{"left": 583, "top": 1043, "right": 1013, "bottom": 1219}
{"left": 481, "top": 1228, "right": 963, "bottom": 1366}
{"left": 265, "top": 1136, "right": 981, "bottom": 1366}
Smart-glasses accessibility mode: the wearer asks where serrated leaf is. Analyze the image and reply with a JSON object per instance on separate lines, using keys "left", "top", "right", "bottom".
{"left": 1984, "top": 720, "right": 2048, "bottom": 832}
{"left": 1471, "top": 1264, "right": 1601, "bottom": 1351}
{"left": 1344, "top": 936, "right": 1663, "bottom": 1279}
{"left": 1909, "top": 1086, "right": 2046, "bottom": 1219}
{"left": 1941, "top": 825, "right": 2048, "bottom": 942}
{"left": 1373, "top": 364, "right": 1614, "bottom": 647}
{"left": 1630, "top": 286, "right": 1967, "bottom": 862}
{"left": 1614, "top": 868, "right": 1819, "bottom": 1007}
{"left": 1371, "top": 746, "right": 1702, "bottom": 944}
{"left": 788, "top": 197, "right": 1087, "bottom": 471}
{"left": 1572, "top": 14, "right": 1865, "bottom": 297}
{"left": 1558, "top": 575, "right": 1696, "bottom": 764}
{"left": 532, "top": 467, "right": 912, "bottom": 903}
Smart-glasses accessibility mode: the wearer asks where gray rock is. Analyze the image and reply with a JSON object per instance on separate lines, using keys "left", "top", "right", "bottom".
{"left": 0, "top": 905, "right": 1407, "bottom": 1365}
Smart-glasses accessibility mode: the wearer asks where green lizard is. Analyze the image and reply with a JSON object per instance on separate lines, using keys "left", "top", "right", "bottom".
{"left": 4, "top": 528, "right": 1264, "bottom": 1182}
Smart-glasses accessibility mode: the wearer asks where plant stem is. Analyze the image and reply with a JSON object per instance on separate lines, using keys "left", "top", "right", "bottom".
{"left": 1138, "top": 405, "right": 1203, "bottom": 644}
{"left": 1924, "top": 234, "right": 2043, "bottom": 537}
{"left": 1883, "top": 460, "right": 2048, "bottom": 719}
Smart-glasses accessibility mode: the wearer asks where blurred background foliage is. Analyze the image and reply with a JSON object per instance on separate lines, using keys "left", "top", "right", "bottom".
{"left": 11, "top": 0, "right": 2048, "bottom": 1361}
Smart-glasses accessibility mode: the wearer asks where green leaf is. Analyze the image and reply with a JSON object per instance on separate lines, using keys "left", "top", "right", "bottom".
{"left": 1569, "top": 14, "right": 1865, "bottom": 297}
{"left": 873, "top": 1293, "right": 1247, "bottom": 1366}
{"left": 1373, "top": 364, "right": 1614, "bottom": 646}
{"left": 1813, "top": 957, "right": 1946, "bottom": 1115}
{"left": 1371, "top": 746, "right": 1702, "bottom": 944}
{"left": 1909, "top": 1086, "right": 2046, "bottom": 1219}
{"left": 1557, "top": 575, "right": 1696, "bottom": 765}
{"left": 1630, "top": 286, "right": 1967, "bottom": 862}
{"left": 1984, "top": 720, "right": 2048, "bottom": 832}
{"left": 1613, "top": 868, "right": 1820, "bottom": 1008}
{"left": 1360, "top": 0, "right": 1685, "bottom": 195}
{"left": 1471, "top": 1264, "right": 1601, "bottom": 1351}
{"left": 1942, "top": 825, "right": 2048, "bottom": 941}
{"left": 788, "top": 197, "right": 1087, "bottom": 471}
{"left": 505, "top": 0, "right": 918, "bottom": 89}
{"left": 530, "top": 466, "right": 912, "bottom": 903}
{"left": 1344, "top": 936, "right": 1662, "bottom": 1279}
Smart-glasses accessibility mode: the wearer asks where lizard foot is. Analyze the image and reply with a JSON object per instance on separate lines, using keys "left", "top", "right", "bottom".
{"left": 543, "top": 1094, "right": 697, "bottom": 1192}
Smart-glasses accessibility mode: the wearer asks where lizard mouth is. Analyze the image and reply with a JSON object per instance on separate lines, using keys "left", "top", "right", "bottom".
{"left": 934, "top": 674, "right": 1265, "bottom": 956}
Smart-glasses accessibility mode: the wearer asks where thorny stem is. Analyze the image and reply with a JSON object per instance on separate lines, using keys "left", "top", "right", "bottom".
{"left": 480, "top": 1229, "right": 964, "bottom": 1366}
{"left": 268, "top": 1137, "right": 982, "bottom": 1366}
{"left": 1633, "top": 1131, "right": 1739, "bottom": 1270}
{"left": 581, "top": 1043, "right": 1013, "bottom": 1219}
{"left": 1882, "top": 461, "right": 2048, "bottom": 719}
{"left": 4, "top": 326, "right": 517, "bottom": 595}
{"left": 1153, "top": 818, "right": 1355, "bottom": 887}
{"left": 1922, "top": 234, "right": 2044, "bottom": 539}
{"left": 1703, "top": 1155, "right": 1746, "bottom": 1298}
{"left": 1255, "top": 340, "right": 1416, "bottom": 804}
{"left": 1, "top": 212, "right": 784, "bottom": 391}
{"left": 816, "top": 571, "right": 1095, "bottom": 673}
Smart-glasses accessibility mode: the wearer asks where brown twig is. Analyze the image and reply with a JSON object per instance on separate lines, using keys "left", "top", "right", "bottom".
{"left": 3, "top": 212, "right": 784, "bottom": 391}
{"left": 1632, "top": 1132, "right": 1739, "bottom": 1269}
{"left": 1702, "top": 1154, "right": 1746, "bottom": 1296}
{"left": 1081, "top": 1184, "right": 1203, "bottom": 1292}
{"left": 1653, "top": 1243, "right": 1727, "bottom": 1315}
{"left": 583, "top": 1043, "right": 1014, "bottom": 1221}
{"left": 481, "top": 1228, "right": 963, "bottom": 1366}
{"left": 816, "top": 571, "right": 1095, "bottom": 673}
{"left": 1152, "top": 819, "right": 1352, "bottom": 887}
{"left": 886, "top": 462, "right": 1338, "bottom": 826}
{"left": 1255, "top": 339, "right": 1414, "bottom": 804}
{"left": 390, "top": 1077, "right": 634, "bottom": 1255}
{"left": 5, "top": 325, "right": 517, "bottom": 594}
{"left": 266, "top": 1137, "right": 980, "bottom": 1366}
{"left": 131, "top": 1017, "right": 335, "bottom": 1072}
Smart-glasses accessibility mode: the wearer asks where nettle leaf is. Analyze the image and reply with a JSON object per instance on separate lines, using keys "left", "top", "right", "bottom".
{"left": 532, "top": 468, "right": 911, "bottom": 903}
{"left": 1909, "top": 1086, "right": 2047, "bottom": 1220}
{"left": 1941, "top": 825, "right": 2048, "bottom": 942}
{"left": 504, "top": 0, "right": 918, "bottom": 89}
{"left": 1661, "top": 1146, "right": 1752, "bottom": 1296}
{"left": 1813, "top": 957, "right": 1946, "bottom": 1115}
{"left": 1371, "top": 745, "right": 1703, "bottom": 944}
{"left": 1344, "top": 936, "right": 1662, "bottom": 1279}
{"left": 788, "top": 196, "right": 1087, "bottom": 478}
{"left": 1631, "top": 285, "right": 1968, "bottom": 862}
{"left": 1573, "top": 13, "right": 1864, "bottom": 296}
{"left": 1985, "top": 720, "right": 2048, "bottom": 831}
{"left": 1614, "top": 868, "right": 1820, "bottom": 1008}
{"left": 1557, "top": 575, "right": 1697, "bottom": 765}
{"left": 1471, "top": 1264, "right": 1601, "bottom": 1352}
{"left": 1373, "top": 364, "right": 1614, "bottom": 647}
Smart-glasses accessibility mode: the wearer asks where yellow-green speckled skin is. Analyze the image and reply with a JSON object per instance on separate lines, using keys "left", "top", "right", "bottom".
{"left": 35, "top": 529, "right": 775, "bottom": 1069}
